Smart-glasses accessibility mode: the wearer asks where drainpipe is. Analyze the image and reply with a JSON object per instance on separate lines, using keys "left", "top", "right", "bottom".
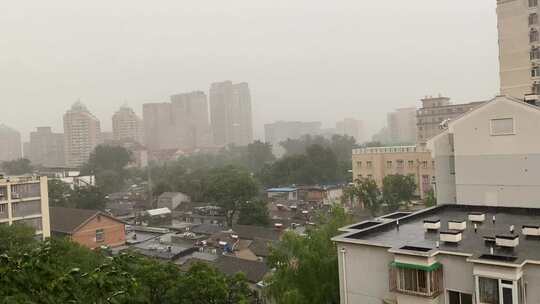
{"left": 340, "top": 247, "right": 348, "bottom": 304}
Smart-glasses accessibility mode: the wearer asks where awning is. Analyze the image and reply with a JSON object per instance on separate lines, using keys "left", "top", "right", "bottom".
{"left": 390, "top": 261, "right": 442, "bottom": 272}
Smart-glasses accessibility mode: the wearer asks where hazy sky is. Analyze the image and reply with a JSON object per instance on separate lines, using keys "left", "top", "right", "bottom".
{"left": 0, "top": 0, "right": 499, "bottom": 141}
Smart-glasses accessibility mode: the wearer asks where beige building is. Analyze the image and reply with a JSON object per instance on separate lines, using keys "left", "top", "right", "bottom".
{"left": 497, "top": 0, "right": 540, "bottom": 102}
{"left": 0, "top": 175, "right": 50, "bottom": 239}
{"left": 0, "top": 124, "right": 22, "bottom": 162}
{"left": 416, "top": 96, "right": 484, "bottom": 144}
{"left": 112, "top": 105, "right": 143, "bottom": 144}
{"left": 210, "top": 81, "right": 254, "bottom": 146}
{"left": 143, "top": 102, "right": 176, "bottom": 151}
{"left": 336, "top": 118, "right": 364, "bottom": 143}
{"left": 63, "top": 102, "right": 101, "bottom": 168}
{"left": 352, "top": 146, "right": 435, "bottom": 199}
{"left": 170, "top": 91, "right": 212, "bottom": 150}
{"left": 387, "top": 107, "right": 417, "bottom": 144}
{"left": 27, "top": 127, "right": 65, "bottom": 167}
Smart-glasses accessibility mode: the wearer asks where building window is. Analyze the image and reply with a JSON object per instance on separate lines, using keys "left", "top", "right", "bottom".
{"left": 449, "top": 156, "right": 456, "bottom": 175}
{"left": 490, "top": 118, "right": 514, "bottom": 136}
{"left": 530, "top": 13, "right": 539, "bottom": 25}
{"left": 533, "top": 66, "right": 540, "bottom": 77}
{"left": 530, "top": 0, "right": 538, "bottom": 8}
{"left": 408, "top": 160, "right": 414, "bottom": 169}
{"left": 530, "top": 29, "right": 539, "bottom": 43}
{"left": 367, "top": 174, "right": 373, "bottom": 180}
{"left": 96, "top": 229, "right": 105, "bottom": 243}
{"left": 390, "top": 263, "right": 443, "bottom": 297}
{"left": 366, "top": 161, "right": 373, "bottom": 169}
{"left": 386, "top": 161, "right": 392, "bottom": 169}
{"left": 531, "top": 47, "right": 540, "bottom": 60}
{"left": 478, "top": 277, "right": 499, "bottom": 304}
{"left": 431, "top": 161, "right": 435, "bottom": 168}
{"left": 448, "top": 290, "right": 473, "bottom": 304}
{"left": 422, "top": 161, "right": 428, "bottom": 169}
{"left": 356, "top": 161, "right": 362, "bottom": 168}
{"left": 397, "top": 160, "right": 404, "bottom": 169}
{"left": 476, "top": 277, "right": 525, "bottom": 304}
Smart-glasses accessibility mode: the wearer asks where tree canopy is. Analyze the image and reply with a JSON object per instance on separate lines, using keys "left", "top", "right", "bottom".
{"left": 1, "top": 158, "right": 33, "bottom": 175}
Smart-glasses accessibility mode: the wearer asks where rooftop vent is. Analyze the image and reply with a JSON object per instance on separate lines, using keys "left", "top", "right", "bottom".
{"left": 522, "top": 224, "right": 540, "bottom": 236}
{"left": 400, "top": 245, "right": 432, "bottom": 252}
{"left": 483, "top": 236, "right": 496, "bottom": 244}
{"left": 468, "top": 212, "right": 486, "bottom": 223}
{"left": 448, "top": 220, "right": 467, "bottom": 231}
{"left": 479, "top": 254, "right": 518, "bottom": 262}
{"left": 440, "top": 230, "right": 462, "bottom": 243}
{"left": 496, "top": 234, "right": 519, "bottom": 248}
{"left": 423, "top": 218, "right": 441, "bottom": 231}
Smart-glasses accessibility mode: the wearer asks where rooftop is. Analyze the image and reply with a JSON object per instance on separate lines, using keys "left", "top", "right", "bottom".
{"left": 50, "top": 207, "right": 123, "bottom": 234}
{"left": 352, "top": 146, "right": 428, "bottom": 155}
{"left": 333, "top": 204, "right": 540, "bottom": 265}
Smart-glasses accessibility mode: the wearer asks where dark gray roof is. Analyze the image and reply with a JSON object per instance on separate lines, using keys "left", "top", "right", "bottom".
{"left": 232, "top": 224, "right": 281, "bottom": 241}
{"left": 248, "top": 238, "right": 276, "bottom": 257}
{"left": 191, "top": 224, "right": 224, "bottom": 235}
{"left": 49, "top": 207, "right": 101, "bottom": 234}
{"left": 214, "top": 255, "right": 269, "bottom": 283}
{"left": 336, "top": 204, "right": 540, "bottom": 265}
{"left": 158, "top": 192, "right": 187, "bottom": 199}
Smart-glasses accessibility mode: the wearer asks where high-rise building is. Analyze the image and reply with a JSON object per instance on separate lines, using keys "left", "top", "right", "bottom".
{"left": 63, "top": 102, "right": 101, "bottom": 168}
{"left": 336, "top": 118, "right": 364, "bottom": 143}
{"left": 0, "top": 124, "right": 22, "bottom": 162}
{"left": 387, "top": 107, "right": 417, "bottom": 144}
{"left": 416, "top": 95, "right": 484, "bottom": 144}
{"left": 209, "top": 81, "right": 253, "bottom": 146}
{"left": 170, "top": 91, "right": 212, "bottom": 149}
{"left": 112, "top": 105, "right": 143, "bottom": 144}
{"left": 0, "top": 175, "right": 51, "bottom": 239}
{"left": 264, "top": 121, "right": 322, "bottom": 145}
{"left": 497, "top": 0, "right": 540, "bottom": 102}
{"left": 27, "top": 127, "right": 65, "bottom": 167}
{"left": 142, "top": 102, "right": 176, "bottom": 151}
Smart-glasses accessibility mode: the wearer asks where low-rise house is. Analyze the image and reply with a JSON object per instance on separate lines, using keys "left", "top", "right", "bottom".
{"left": 128, "top": 232, "right": 197, "bottom": 261}
{"left": 157, "top": 192, "right": 191, "bottom": 211}
{"left": 139, "top": 207, "right": 172, "bottom": 226}
{"left": 49, "top": 207, "right": 126, "bottom": 249}
{"left": 266, "top": 187, "right": 298, "bottom": 201}
{"left": 298, "top": 185, "right": 344, "bottom": 205}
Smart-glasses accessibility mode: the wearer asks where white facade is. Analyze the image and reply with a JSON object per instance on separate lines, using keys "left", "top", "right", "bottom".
{"left": 427, "top": 96, "right": 540, "bottom": 207}
{"left": 0, "top": 176, "right": 50, "bottom": 239}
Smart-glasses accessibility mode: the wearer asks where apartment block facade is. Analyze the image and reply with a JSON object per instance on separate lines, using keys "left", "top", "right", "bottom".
{"left": 497, "top": 0, "right": 540, "bottom": 102}
{"left": 352, "top": 146, "right": 435, "bottom": 199}
{"left": 26, "top": 127, "right": 65, "bottom": 167}
{"left": 112, "top": 105, "right": 143, "bottom": 144}
{"left": 387, "top": 108, "right": 417, "bottom": 144}
{"left": 416, "top": 96, "right": 484, "bottom": 144}
{"left": 0, "top": 176, "right": 50, "bottom": 239}
{"left": 336, "top": 118, "right": 364, "bottom": 143}
{"left": 170, "top": 91, "right": 212, "bottom": 150}
{"left": 0, "top": 124, "right": 22, "bottom": 162}
{"left": 63, "top": 102, "right": 101, "bottom": 167}
{"left": 210, "top": 81, "right": 254, "bottom": 146}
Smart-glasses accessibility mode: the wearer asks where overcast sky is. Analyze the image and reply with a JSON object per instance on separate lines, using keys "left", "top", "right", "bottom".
{"left": 0, "top": 0, "right": 499, "bottom": 141}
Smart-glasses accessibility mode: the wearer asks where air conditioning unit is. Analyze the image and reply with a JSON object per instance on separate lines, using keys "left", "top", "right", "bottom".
{"left": 496, "top": 234, "right": 519, "bottom": 248}
{"left": 522, "top": 225, "right": 540, "bottom": 236}
{"left": 440, "top": 230, "right": 462, "bottom": 243}
{"left": 448, "top": 220, "right": 467, "bottom": 231}
{"left": 468, "top": 212, "right": 486, "bottom": 223}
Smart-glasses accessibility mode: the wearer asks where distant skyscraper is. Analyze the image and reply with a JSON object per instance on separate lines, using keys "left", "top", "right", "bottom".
{"left": 209, "top": 81, "right": 253, "bottom": 146}
{"left": 63, "top": 102, "right": 101, "bottom": 167}
{"left": 27, "top": 127, "right": 65, "bottom": 167}
{"left": 170, "top": 91, "right": 212, "bottom": 149}
{"left": 142, "top": 102, "right": 176, "bottom": 151}
{"left": 496, "top": 0, "right": 540, "bottom": 102}
{"left": 264, "top": 121, "right": 322, "bottom": 145}
{"left": 387, "top": 107, "right": 417, "bottom": 144}
{"left": 112, "top": 105, "right": 143, "bottom": 143}
{"left": 0, "top": 124, "right": 22, "bottom": 162}
{"left": 336, "top": 118, "right": 364, "bottom": 143}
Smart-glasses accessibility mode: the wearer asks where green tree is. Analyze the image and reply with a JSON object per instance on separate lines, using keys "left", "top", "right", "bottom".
{"left": 345, "top": 178, "right": 382, "bottom": 216}
{"left": 237, "top": 200, "right": 271, "bottom": 227}
{"left": 382, "top": 174, "right": 416, "bottom": 212}
{"left": 83, "top": 145, "right": 132, "bottom": 193}
{"left": 246, "top": 140, "right": 275, "bottom": 172}
{"left": 1, "top": 158, "right": 33, "bottom": 175}
{"left": 265, "top": 206, "right": 351, "bottom": 304}
{"left": 425, "top": 188, "right": 437, "bottom": 207}
{"left": 70, "top": 185, "right": 107, "bottom": 210}
{"left": 205, "top": 166, "right": 259, "bottom": 227}
{"left": 48, "top": 179, "right": 74, "bottom": 207}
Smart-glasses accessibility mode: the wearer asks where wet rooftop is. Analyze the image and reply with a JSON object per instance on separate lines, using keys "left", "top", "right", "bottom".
{"left": 334, "top": 204, "right": 540, "bottom": 265}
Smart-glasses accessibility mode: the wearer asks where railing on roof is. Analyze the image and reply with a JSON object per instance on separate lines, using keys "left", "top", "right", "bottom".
{"left": 353, "top": 146, "right": 428, "bottom": 155}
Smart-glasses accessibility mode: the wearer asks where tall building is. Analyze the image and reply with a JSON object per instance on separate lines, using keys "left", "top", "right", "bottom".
{"left": 142, "top": 102, "right": 176, "bottom": 151}
{"left": 209, "top": 81, "right": 253, "bottom": 146}
{"left": 387, "top": 107, "right": 417, "bottom": 144}
{"left": 497, "top": 0, "right": 540, "bottom": 102}
{"left": 0, "top": 124, "right": 22, "bottom": 162}
{"left": 336, "top": 118, "right": 364, "bottom": 143}
{"left": 112, "top": 105, "right": 143, "bottom": 144}
{"left": 264, "top": 121, "right": 322, "bottom": 145}
{"left": 416, "top": 95, "right": 484, "bottom": 144}
{"left": 170, "top": 91, "right": 212, "bottom": 149}
{"left": 27, "top": 127, "right": 65, "bottom": 167}
{"left": 0, "top": 175, "right": 50, "bottom": 239}
{"left": 63, "top": 102, "right": 101, "bottom": 168}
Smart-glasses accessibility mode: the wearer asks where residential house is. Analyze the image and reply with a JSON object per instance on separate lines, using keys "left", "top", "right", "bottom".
{"left": 157, "top": 192, "right": 191, "bottom": 211}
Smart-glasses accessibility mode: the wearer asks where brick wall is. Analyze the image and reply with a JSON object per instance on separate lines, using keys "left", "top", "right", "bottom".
{"left": 71, "top": 215, "right": 125, "bottom": 249}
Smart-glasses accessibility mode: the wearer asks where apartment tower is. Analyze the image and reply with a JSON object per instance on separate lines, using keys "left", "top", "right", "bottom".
{"left": 387, "top": 107, "right": 417, "bottom": 144}
{"left": 142, "top": 102, "right": 175, "bottom": 151}
{"left": 497, "top": 0, "right": 540, "bottom": 102}
{"left": 336, "top": 118, "right": 364, "bottom": 143}
{"left": 27, "top": 127, "right": 65, "bottom": 167}
{"left": 0, "top": 124, "right": 22, "bottom": 162}
{"left": 170, "top": 91, "right": 212, "bottom": 149}
{"left": 112, "top": 105, "right": 143, "bottom": 144}
{"left": 209, "top": 81, "right": 254, "bottom": 146}
{"left": 63, "top": 102, "right": 101, "bottom": 167}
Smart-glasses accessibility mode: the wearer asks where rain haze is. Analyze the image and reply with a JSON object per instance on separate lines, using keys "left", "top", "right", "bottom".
{"left": 0, "top": 0, "right": 499, "bottom": 140}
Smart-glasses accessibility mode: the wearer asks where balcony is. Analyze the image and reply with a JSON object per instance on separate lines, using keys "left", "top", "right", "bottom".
{"left": 11, "top": 200, "right": 42, "bottom": 218}
{"left": 389, "top": 262, "right": 443, "bottom": 298}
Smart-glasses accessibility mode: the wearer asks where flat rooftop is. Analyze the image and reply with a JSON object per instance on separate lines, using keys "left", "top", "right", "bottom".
{"left": 334, "top": 204, "right": 540, "bottom": 265}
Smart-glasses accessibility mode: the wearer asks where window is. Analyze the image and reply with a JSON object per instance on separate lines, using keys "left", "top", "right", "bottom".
{"left": 530, "top": 29, "right": 539, "bottom": 43}
{"left": 531, "top": 47, "right": 540, "bottom": 60}
{"left": 397, "top": 160, "right": 404, "bottom": 169}
{"left": 0, "top": 204, "right": 7, "bottom": 219}
{"left": 491, "top": 118, "right": 514, "bottom": 136}
{"left": 431, "top": 161, "right": 435, "bottom": 168}
{"left": 530, "top": 13, "right": 538, "bottom": 25}
{"left": 534, "top": 83, "right": 540, "bottom": 94}
{"left": 386, "top": 161, "right": 392, "bottom": 169}
{"left": 533, "top": 66, "right": 540, "bottom": 77}
{"left": 390, "top": 264, "right": 443, "bottom": 297}
{"left": 530, "top": 0, "right": 538, "bottom": 7}
{"left": 408, "top": 160, "right": 414, "bottom": 169}
{"left": 476, "top": 277, "right": 524, "bottom": 304}
{"left": 96, "top": 229, "right": 105, "bottom": 243}
{"left": 479, "top": 277, "right": 499, "bottom": 304}
{"left": 449, "top": 156, "right": 456, "bottom": 175}
{"left": 422, "top": 161, "right": 428, "bottom": 169}
{"left": 356, "top": 161, "right": 362, "bottom": 168}
{"left": 448, "top": 290, "right": 473, "bottom": 304}
{"left": 367, "top": 174, "right": 373, "bottom": 180}
{"left": 366, "top": 161, "right": 373, "bottom": 169}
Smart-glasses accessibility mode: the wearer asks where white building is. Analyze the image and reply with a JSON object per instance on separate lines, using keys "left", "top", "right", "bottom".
{"left": 63, "top": 102, "right": 101, "bottom": 167}
{"left": 0, "top": 175, "right": 50, "bottom": 239}
{"left": 427, "top": 95, "right": 540, "bottom": 207}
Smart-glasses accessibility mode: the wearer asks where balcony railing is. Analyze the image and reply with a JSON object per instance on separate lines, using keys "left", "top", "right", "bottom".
{"left": 389, "top": 262, "right": 443, "bottom": 299}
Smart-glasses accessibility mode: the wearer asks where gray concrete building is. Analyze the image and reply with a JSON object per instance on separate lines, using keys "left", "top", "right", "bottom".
{"left": 27, "top": 127, "right": 65, "bottom": 167}
{"left": 388, "top": 107, "right": 417, "bottom": 144}
{"left": 264, "top": 121, "right": 322, "bottom": 145}
{"left": 427, "top": 95, "right": 540, "bottom": 207}
{"left": 209, "top": 81, "right": 253, "bottom": 147}
{"left": 63, "top": 102, "right": 101, "bottom": 168}
{"left": 170, "top": 91, "right": 212, "bottom": 150}
{"left": 0, "top": 124, "right": 22, "bottom": 162}
{"left": 112, "top": 105, "right": 143, "bottom": 144}
{"left": 142, "top": 102, "right": 176, "bottom": 151}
